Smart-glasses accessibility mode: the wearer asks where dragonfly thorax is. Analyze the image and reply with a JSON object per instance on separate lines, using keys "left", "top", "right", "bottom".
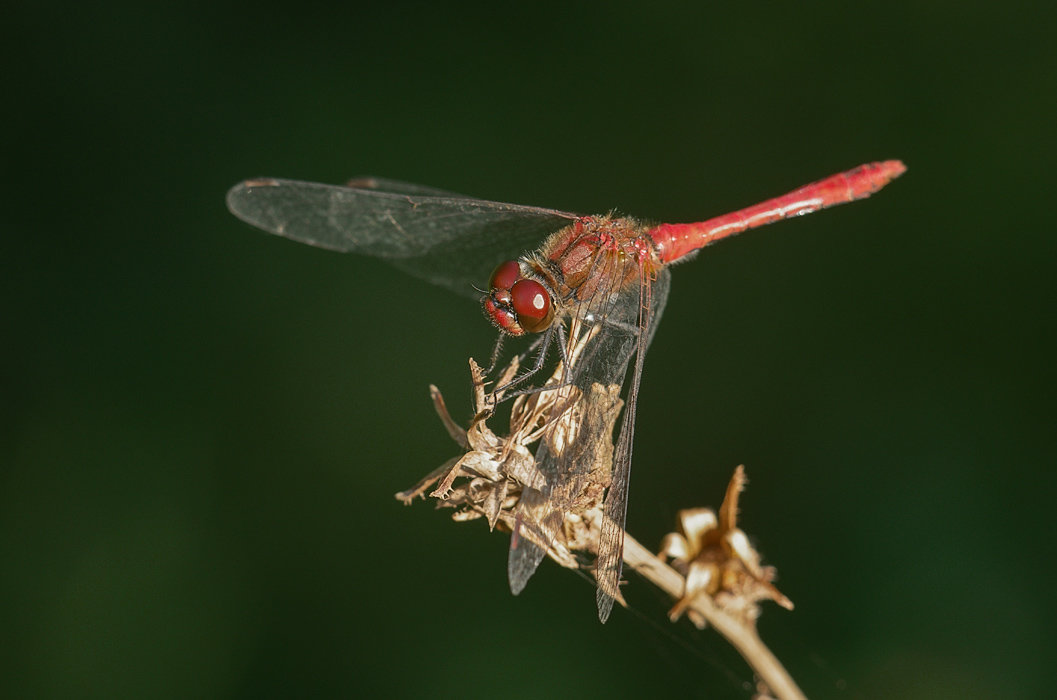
{"left": 482, "top": 259, "right": 556, "bottom": 336}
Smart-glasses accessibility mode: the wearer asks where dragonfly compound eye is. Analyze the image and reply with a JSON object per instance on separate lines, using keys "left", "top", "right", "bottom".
{"left": 488, "top": 260, "right": 522, "bottom": 292}
{"left": 510, "top": 279, "right": 553, "bottom": 333}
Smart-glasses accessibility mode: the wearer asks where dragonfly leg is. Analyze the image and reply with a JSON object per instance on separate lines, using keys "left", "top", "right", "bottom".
{"left": 553, "top": 321, "right": 571, "bottom": 369}
{"left": 496, "top": 324, "right": 557, "bottom": 394}
{"left": 493, "top": 322, "right": 578, "bottom": 401}
{"left": 483, "top": 333, "right": 505, "bottom": 376}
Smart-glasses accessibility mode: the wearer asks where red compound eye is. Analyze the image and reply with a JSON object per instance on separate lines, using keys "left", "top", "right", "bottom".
{"left": 510, "top": 279, "right": 553, "bottom": 332}
{"left": 511, "top": 279, "right": 550, "bottom": 319}
{"left": 482, "top": 261, "right": 554, "bottom": 334}
{"left": 489, "top": 260, "right": 521, "bottom": 291}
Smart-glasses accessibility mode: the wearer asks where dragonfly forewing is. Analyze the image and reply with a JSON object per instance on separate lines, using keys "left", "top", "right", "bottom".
{"left": 226, "top": 178, "right": 579, "bottom": 299}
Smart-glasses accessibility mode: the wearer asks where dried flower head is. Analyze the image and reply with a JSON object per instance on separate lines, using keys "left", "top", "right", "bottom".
{"left": 396, "top": 319, "right": 620, "bottom": 573}
{"left": 658, "top": 466, "right": 793, "bottom": 629}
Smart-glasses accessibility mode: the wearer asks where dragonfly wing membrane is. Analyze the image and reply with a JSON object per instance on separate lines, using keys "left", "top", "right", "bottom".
{"left": 507, "top": 484, "right": 559, "bottom": 594}
{"left": 343, "top": 176, "right": 471, "bottom": 199}
{"left": 226, "top": 178, "right": 579, "bottom": 299}
{"left": 506, "top": 268, "right": 672, "bottom": 603}
{"left": 594, "top": 268, "right": 670, "bottom": 621}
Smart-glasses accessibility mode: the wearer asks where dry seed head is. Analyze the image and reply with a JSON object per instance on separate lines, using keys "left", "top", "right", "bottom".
{"left": 659, "top": 466, "right": 793, "bottom": 629}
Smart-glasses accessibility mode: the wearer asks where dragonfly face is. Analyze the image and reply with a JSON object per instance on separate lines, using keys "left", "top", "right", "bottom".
{"left": 481, "top": 215, "right": 652, "bottom": 338}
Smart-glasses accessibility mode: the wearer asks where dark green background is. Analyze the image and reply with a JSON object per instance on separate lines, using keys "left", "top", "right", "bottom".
{"left": 5, "top": 2, "right": 1054, "bottom": 697}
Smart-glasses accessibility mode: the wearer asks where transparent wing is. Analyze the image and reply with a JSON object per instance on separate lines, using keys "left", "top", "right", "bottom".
{"left": 507, "top": 266, "right": 671, "bottom": 607}
{"left": 594, "top": 269, "right": 670, "bottom": 622}
{"left": 341, "top": 176, "right": 471, "bottom": 198}
{"left": 226, "top": 177, "right": 579, "bottom": 299}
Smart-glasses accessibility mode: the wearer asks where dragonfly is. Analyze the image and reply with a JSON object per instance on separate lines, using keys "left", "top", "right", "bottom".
{"left": 226, "top": 160, "right": 906, "bottom": 621}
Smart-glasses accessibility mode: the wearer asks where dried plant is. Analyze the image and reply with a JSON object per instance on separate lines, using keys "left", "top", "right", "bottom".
{"left": 397, "top": 347, "right": 805, "bottom": 700}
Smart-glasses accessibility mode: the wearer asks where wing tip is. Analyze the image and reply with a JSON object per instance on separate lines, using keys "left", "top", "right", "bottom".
{"left": 226, "top": 178, "right": 283, "bottom": 216}
{"left": 241, "top": 177, "right": 282, "bottom": 188}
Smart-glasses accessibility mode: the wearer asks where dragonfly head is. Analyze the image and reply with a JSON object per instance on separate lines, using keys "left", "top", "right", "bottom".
{"left": 481, "top": 260, "right": 555, "bottom": 336}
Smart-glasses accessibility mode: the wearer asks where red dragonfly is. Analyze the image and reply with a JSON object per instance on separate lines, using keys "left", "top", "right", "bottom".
{"left": 227, "top": 160, "right": 906, "bottom": 621}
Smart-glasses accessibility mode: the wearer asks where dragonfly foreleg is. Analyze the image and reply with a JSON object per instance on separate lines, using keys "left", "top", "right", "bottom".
{"left": 492, "top": 322, "right": 578, "bottom": 402}
{"left": 483, "top": 333, "right": 505, "bottom": 376}
{"left": 495, "top": 324, "right": 556, "bottom": 394}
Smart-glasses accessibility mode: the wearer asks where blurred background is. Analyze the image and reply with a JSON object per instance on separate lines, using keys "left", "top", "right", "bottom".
{"left": 4, "top": 2, "right": 1054, "bottom": 697}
